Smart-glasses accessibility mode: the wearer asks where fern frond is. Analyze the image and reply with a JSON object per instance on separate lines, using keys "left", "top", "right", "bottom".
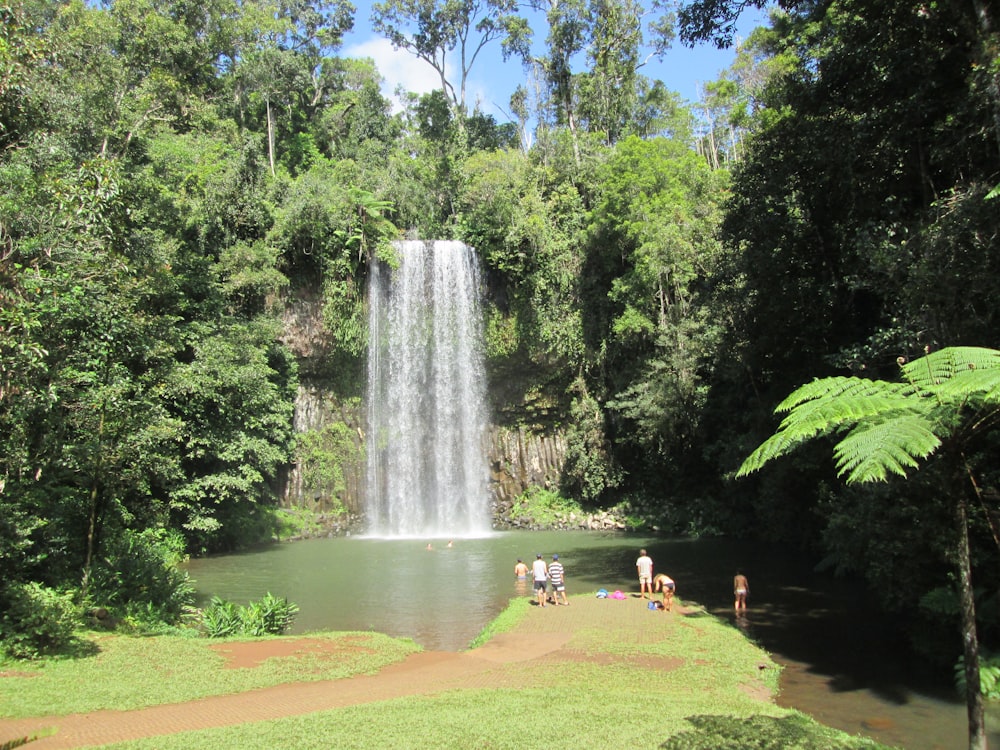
{"left": 739, "top": 347, "right": 1000, "bottom": 484}
{"left": 738, "top": 378, "right": 923, "bottom": 477}
{"left": 775, "top": 376, "right": 904, "bottom": 413}
{"left": 901, "top": 347, "right": 1000, "bottom": 389}
{"left": 737, "top": 427, "right": 807, "bottom": 476}
{"left": 834, "top": 416, "right": 941, "bottom": 483}
{"left": 932, "top": 366, "right": 1000, "bottom": 404}
{"left": 779, "top": 390, "right": 920, "bottom": 434}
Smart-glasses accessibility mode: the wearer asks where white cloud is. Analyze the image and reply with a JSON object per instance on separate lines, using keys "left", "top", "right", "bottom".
{"left": 343, "top": 37, "right": 441, "bottom": 106}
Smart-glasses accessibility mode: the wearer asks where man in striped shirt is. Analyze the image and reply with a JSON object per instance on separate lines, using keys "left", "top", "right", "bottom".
{"left": 548, "top": 554, "right": 568, "bottom": 606}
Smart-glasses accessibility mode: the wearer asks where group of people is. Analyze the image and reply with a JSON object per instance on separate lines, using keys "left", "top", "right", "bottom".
{"left": 636, "top": 549, "right": 675, "bottom": 611}
{"left": 515, "top": 554, "right": 569, "bottom": 607}
{"left": 638, "top": 549, "right": 751, "bottom": 612}
{"left": 516, "top": 548, "right": 750, "bottom": 613}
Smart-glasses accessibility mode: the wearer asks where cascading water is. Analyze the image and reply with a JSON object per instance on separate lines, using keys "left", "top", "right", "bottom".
{"left": 365, "top": 239, "right": 491, "bottom": 537}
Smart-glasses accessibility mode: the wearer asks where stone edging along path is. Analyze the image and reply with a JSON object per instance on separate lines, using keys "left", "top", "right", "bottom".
{"left": 0, "top": 596, "right": 773, "bottom": 749}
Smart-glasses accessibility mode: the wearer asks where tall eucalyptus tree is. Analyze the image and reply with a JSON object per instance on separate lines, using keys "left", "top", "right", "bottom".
{"left": 229, "top": 0, "right": 354, "bottom": 175}
{"left": 506, "top": 0, "right": 676, "bottom": 158}
{"left": 371, "top": 0, "right": 520, "bottom": 120}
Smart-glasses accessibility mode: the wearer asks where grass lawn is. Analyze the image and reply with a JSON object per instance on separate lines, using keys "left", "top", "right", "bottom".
{"left": 0, "top": 595, "right": 896, "bottom": 750}
{"left": 0, "top": 631, "right": 420, "bottom": 717}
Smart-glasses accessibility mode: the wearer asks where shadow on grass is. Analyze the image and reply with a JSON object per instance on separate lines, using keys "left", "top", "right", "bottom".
{"left": 659, "top": 714, "right": 896, "bottom": 750}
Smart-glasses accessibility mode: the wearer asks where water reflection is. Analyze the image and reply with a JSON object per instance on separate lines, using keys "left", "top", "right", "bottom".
{"left": 184, "top": 531, "right": 999, "bottom": 750}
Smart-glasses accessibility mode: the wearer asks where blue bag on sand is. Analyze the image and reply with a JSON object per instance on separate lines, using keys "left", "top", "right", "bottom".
{"left": 596, "top": 588, "right": 608, "bottom": 598}
{"left": 648, "top": 601, "right": 657, "bottom": 610}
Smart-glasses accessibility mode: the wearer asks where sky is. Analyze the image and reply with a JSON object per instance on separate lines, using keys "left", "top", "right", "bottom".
{"left": 340, "top": 1, "right": 770, "bottom": 121}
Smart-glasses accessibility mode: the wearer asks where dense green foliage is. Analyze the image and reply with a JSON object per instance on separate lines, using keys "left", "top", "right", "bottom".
{"left": 0, "top": 581, "right": 81, "bottom": 659}
{"left": 0, "top": 0, "right": 997, "bottom": 719}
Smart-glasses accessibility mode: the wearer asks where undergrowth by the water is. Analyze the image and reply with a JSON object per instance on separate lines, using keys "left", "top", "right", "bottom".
{"left": 508, "top": 486, "right": 585, "bottom": 526}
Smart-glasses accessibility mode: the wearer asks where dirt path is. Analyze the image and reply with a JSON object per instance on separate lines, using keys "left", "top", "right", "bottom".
{"left": 0, "top": 597, "right": 699, "bottom": 749}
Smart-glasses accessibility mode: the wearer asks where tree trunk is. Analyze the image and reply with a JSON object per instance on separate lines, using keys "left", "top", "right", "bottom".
{"left": 970, "top": 0, "right": 1000, "bottom": 157}
{"left": 81, "top": 409, "right": 106, "bottom": 599}
{"left": 955, "top": 489, "right": 987, "bottom": 750}
{"left": 266, "top": 97, "right": 276, "bottom": 178}
{"left": 703, "top": 107, "right": 719, "bottom": 170}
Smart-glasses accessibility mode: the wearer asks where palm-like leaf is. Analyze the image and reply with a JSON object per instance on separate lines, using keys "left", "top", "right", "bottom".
{"left": 773, "top": 375, "right": 906, "bottom": 413}
{"left": 738, "top": 347, "right": 1000, "bottom": 480}
{"left": 833, "top": 415, "right": 942, "bottom": 483}
{"left": 932, "top": 367, "right": 1000, "bottom": 404}
{"left": 901, "top": 347, "right": 1000, "bottom": 389}
{"left": 737, "top": 378, "right": 921, "bottom": 477}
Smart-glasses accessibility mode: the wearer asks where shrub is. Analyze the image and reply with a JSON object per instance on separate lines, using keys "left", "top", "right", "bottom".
{"left": 240, "top": 593, "right": 300, "bottom": 637}
{"left": 955, "top": 650, "right": 1000, "bottom": 700}
{"left": 509, "top": 486, "right": 583, "bottom": 527}
{"left": 85, "top": 527, "right": 195, "bottom": 627}
{"left": 660, "top": 713, "right": 892, "bottom": 749}
{"left": 200, "top": 593, "right": 299, "bottom": 638}
{"left": 201, "top": 596, "right": 243, "bottom": 638}
{"left": 0, "top": 582, "right": 81, "bottom": 659}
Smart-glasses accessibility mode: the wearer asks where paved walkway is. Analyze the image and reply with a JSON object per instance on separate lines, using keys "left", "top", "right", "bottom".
{"left": 0, "top": 596, "right": 684, "bottom": 749}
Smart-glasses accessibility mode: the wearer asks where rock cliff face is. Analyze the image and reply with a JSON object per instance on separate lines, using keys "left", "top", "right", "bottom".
{"left": 278, "top": 287, "right": 568, "bottom": 523}
{"left": 488, "top": 426, "right": 566, "bottom": 504}
{"left": 281, "top": 384, "right": 365, "bottom": 513}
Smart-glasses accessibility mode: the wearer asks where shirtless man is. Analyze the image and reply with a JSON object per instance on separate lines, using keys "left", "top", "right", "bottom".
{"left": 514, "top": 558, "right": 529, "bottom": 579}
{"left": 653, "top": 573, "right": 675, "bottom": 612}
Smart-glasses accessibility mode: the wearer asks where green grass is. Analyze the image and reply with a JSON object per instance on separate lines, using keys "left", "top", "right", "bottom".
{"left": 96, "top": 672, "right": 889, "bottom": 750}
{"left": 466, "top": 595, "right": 531, "bottom": 649}
{"left": 1, "top": 597, "right": 896, "bottom": 750}
{"left": 0, "top": 631, "right": 419, "bottom": 717}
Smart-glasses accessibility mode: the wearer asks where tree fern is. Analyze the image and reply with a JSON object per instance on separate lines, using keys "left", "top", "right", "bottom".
{"left": 833, "top": 416, "right": 942, "bottom": 483}
{"left": 737, "top": 347, "right": 1000, "bottom": 750}
{"left": 737, "top": 380, "right": 923, "bottom": 478}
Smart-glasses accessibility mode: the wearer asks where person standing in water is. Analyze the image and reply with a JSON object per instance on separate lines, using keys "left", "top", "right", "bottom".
{"left": 733, "top": 571, "right": 749, "bottom": 611}
{"left": 514, "top": 558, "right": 529, "bottom": 579}
{"left": 636, "top": 549, "right": 654, "bottom": 599}
{"left": 548, "top": 554, "right": 568, "bottom": 605}
{"left": 531, "top": 554, "right": 549, "bottom": 607}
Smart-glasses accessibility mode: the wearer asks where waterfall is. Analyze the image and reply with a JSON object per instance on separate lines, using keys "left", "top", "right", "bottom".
{"left": 365, "top": 240, "right": 491, "bottom": 537}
